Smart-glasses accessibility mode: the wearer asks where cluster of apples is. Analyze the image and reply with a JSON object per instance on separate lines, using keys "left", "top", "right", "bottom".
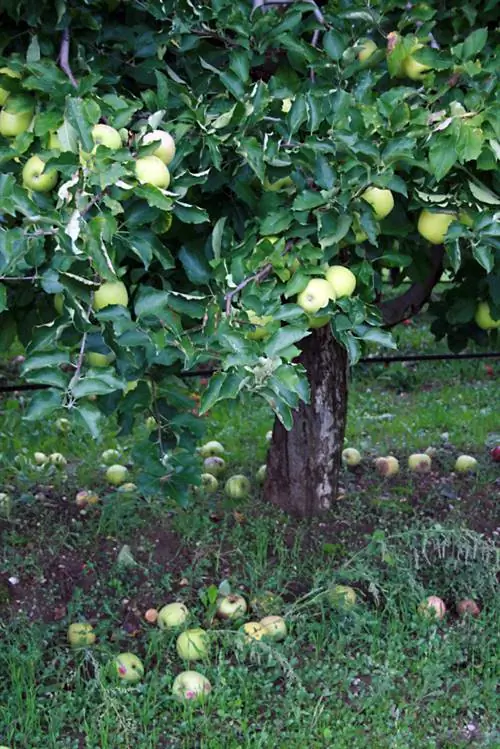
{"left": 197, "top": 440, "right": 258, "bottom": 498}
{"left": 342, "top": 447, "right": 480, "bottom": 476}
{"left": 418, "top": 595, "right": 481, "bottom": 621}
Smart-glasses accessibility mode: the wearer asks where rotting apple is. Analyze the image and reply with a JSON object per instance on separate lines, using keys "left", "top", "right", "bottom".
{"left": 67, "top": 622, "right": 96, "bottom": 647}
{"left": 49, "top": 452, "right": 67, "bottom": 467}
{"left": 241, "top": 621, "right": 266, "bottom": 642}
{"left": 203, "top": 456, "right": 226, "bottom": 476}
{"left": 418, "top": 596, "right": 446, "bottom": 620}
{"left": 216, "top": 594, "right": 247, "bottom": 620}
{"left": 75, "top": 490, "right": 99, "bottom": 508}
{"left": 260, "top": 615, "right": 287, "bottom": 642}
{"left": 33, "top": 452, "right": 48, "bottom": 465}
{"left": 408, "top": 453, "right": 432, "bottom": 473}
{"left": 114, "top": 652, "right": 144, "bottom": 683}
{"left": 157, "top": 602, "right": 189, "bottom": 630}
{"left": 172, "top": 670, "right": 212, "bottom": 701}
{"left": 374, "top": 456, "right": 399, "bottom": 477}
{"left": 456, "top": 599, "right": 480, "bottom": 617}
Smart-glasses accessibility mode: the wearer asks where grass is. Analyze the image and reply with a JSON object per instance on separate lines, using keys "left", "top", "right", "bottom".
{"left": 0, "top": 315, "right": 499, "bottom": 748}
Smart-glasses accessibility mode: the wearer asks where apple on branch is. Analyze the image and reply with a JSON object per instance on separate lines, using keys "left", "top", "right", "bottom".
{"left": 417, "top": 210, "right": 456, "bottom": 245}
{"left": 135, "top": 155, "right": 170, "bottom": 188}
{"left": 22, "top": 155, "right": 58, "bottom": 193}
{"left": 325, "top": 266, "right": 357, "bottom": 299}
{"left": 93, "top": 280, "right": 129, "bottom": 311}
{"left": 474, "top": 301, "right": 499, "bottom": 330}
{"left": 0, "top": 94, "right": 34, "bottom": 137}
{"left": 92, "top": 123, "right": 122, "bottom": 150}
{"left": 140, "top": 130, "right": 176, "bottom": 165}
{"left": 297, "top": 278, "right": 335, "bottom": 314}
{"left": 361, "top": 187, "right": 394, "bottom": 220}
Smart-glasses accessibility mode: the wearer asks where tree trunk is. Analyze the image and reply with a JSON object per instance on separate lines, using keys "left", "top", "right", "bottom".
{"left": 264, "top": 324, "right": 348, "bottom": 517}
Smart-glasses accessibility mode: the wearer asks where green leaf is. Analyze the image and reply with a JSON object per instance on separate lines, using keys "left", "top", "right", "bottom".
{"left": 472, "top": 244, "right": 494, "bottom": 273}
{"left": 0, "top": 283, "right": 6, "bottom": 313}
{"left": 229, "top": 50, "right": 250, "bottom": 82}
{"left": 135, "top": 287, "right": 171, "bottom": 319}
{"left": 468, "top": 181, "right": 500, "bottom": 205}
{"left": 323, "top": 30, "right": 345, "bottom": 61}
{"left": 21, "top": 351, "right": 70, "bottom": 374}
{"left": 71, "top": 372, "right": 125, "bottom": 399}
{"left": 65, "top": 97, "right": 95, "bottom": 153}
{"left": 462, "top": 28, "right": 488, "bottom": 60}
{"left": 173, "top": 203, "right": 210, "bottom": 224}
{"left": 178, "top": 245, "right": 212, "bottom": 284}
{"left": 24, "top": 390, "right": 62, "bottom": 421}
{"left": 74, "top": 402, "right": 103, "bottom": 439}
{"left": 212, "top": 217, "right": 227, "bottom": 261}
{"left": 292, "top": 191, "right": 328, "bottom": 211}
{"left": 264, "top": 326, "right": 310, "bottom": 358}
{"left": 429, "top": 139, "right": 457, "bottom": 181}
{"left": 24, "top": 367, "right": 68, "bottom": 389}
{"left": 356, "top": 326, "right": 397, "bottom": 349}
{"left": 238, "top": 137, "right": 265, "bottom": 182}
{"left": 260, "top": 209, "right": 293, "bottom": 235}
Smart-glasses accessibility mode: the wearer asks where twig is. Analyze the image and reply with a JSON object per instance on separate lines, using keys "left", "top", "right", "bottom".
{"left": 59, "top": 27, "right": 78, "bottom": 89}
{"left": 67, "top": 299, "right": 94, "bottom": 399}
{"left": 225, "top": 263, "right": 273, "bottom": 316}
{"left": 0, "top": 275, "right": 39, "bottom": 282}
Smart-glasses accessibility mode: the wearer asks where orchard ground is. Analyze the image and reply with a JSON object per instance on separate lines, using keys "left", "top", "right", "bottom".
{"left": 0, "top": 315, "right": 498, "bottom": 749}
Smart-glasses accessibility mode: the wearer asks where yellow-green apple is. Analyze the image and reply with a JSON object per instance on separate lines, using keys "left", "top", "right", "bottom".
{"left": 0, "top": 95, "right": 34, "bottom": 137}
{"left": 101, "top": 449, "right": 120, "bottom": 465}
{"left": 75, "top": 490, "right": 99, "bottom": 508}
{"left": 0, "top": 67, "right": 21, "bottom": 106}
{"left": 408, "top": 453, "right": 432, "bottom": 473}
{"left": 417, "top": 210, "right": 456, "bottom": 245}
{"left": 86, "top": 351, "right": 115, "bottom": 367}
{"left": 260, "top": 615, "right": 287, "bottom": 642}
{"left": 172, "top": 670, "right": 212, "bottom": 701}
{"left": 327, "top": 584, "right": 357, "bottom": 608}
{"left": 54, "top": 293, "right": 64, "bottom": 314}
{"left": 117, "top": 482, "right": 137, "bottom": 493}
{"left": 0, "top": 493, "right": 11, "bottom": 516}
{"left": 361, "top": 187, "right": 394, "bottom": 220}
{"left": 358, "top": 39, "right": 378, "bottom": 62}
{"left": 342, "top": 448, "right": 361, "bottom": 467}
{"left": 403, "top": 44, "right": 432, "bottom": 80}
{"left": 135, "top": 155, "right": 170, "bottom": 188}
{"left": 114, "top": 652, "right": 144, "bottom": 683}
{"left": 141, "top": 130, "right": 175, "bottom": 165}
{"left": 454, "top": 455, "right": 478, "bottom": 473}
{"left": 325, "top": 266, "right": 357, "bottom": 299}
{"left": 22, "top": 155, "right": 58, "bottom": 192}
{"left": 67, "top": 622, "right": 96, "bottom": 647}
{"left": 256, "top": 464, "right": 267, "bottom": 483}
{"left": 49, "top": 452, "right": 67, "bottom": 467}
{"left": 56, "top": 417, "right": 71, "bottom": 433}
{"left": 225, "top": 475, "right": 251, "bottom": 499}
{"left": 157, "top": 602, "right": 189, "bottom": 630}
{"left": 474, "top": 301, "right": 499, "bottom": 330}
{"left": 281, "top": 98, "right": 293, "bottom": 113}
{"left": 241, "top": 621, "right": 266, "bottom": 642}
{"left": 33, "top": 451, "right": 48, "bottom": 465}
{"left": 199, "top": 441, "right": 225, "bottom": 458}
{"left": 216, "top": 594, "right": 247, "bottom": 620}
{"left": 374, "top": 456, "right": 399, "bottom": 476}
{"left": 203, "top": 456, "right": 225, "bottom": 476}
{"left": 106, "top": 464, "right": 128, "bottom": 486}
{"left": 176, "top": 628, "right": 209, "bottom": 661}
{"left": 297, "top": 278, "right": 335, "bottom": 314}
{"left": 246, "top": 309, "right": 275, "bottom": 340}
{"left": 145, "top": 416, "right": 157, "bottom": 431}
{"left": 200, "top": 473, "right": 218, "bottom": 493}
{"left": 93, "top": 280, "right": 128, "bottom": 311}
{"left": 123, "top": 380, "right": 138, "bottom": 395}
{"left": 418, "top": 595, "right": 446, "bottom": 620}
{"left": 92, "top": 123, "right": 122, "bottom": 150}
{"left": 456, "top": 599, "right": 480, "bottom": 617}
{"left": 307, "top": 314, "right": 330, "bottom": 329}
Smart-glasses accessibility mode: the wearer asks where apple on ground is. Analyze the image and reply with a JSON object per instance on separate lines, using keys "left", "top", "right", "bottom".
{"left": 203, "top": 456, "right": 225, "bottom": 476}
{"left": 106, "top": 464, "right": 129, "bottom": 486}
{"left": 417, "top": 210, "right": 456, "bottom": 245}
{"left": 374, "top": 456, "right": 399, "bottom": 476}
{"left": 418, "top": 595, "right": 446, "bottom": 620}
{"left": 408, "top": 453, "right": 432, "bottom": 473}
{"left": 342, "top": 448, "right": 361, "bottom": 468}
{"left": 225, "top": 475, "right": 251, "bottom": 499}
{"left": 117, "top": 482, "right": 137, "bottom": 494}
{"left": 49, "top": 452, "right": 67, "bottom": 467}
{"left": 491, "top": 446, "right": 500, "bottom": 462}
{"left": 361, "top": 187, "right": 394, "bottom": 220}
{"left": 157, "top": 602, "right": 189, "bottom": 630}
{"left": 67, "top": 622, "right": 96, "bottom": 647}
{"left": 327, "top": 585, "right": 357, "bottom": 608}
{"left": 260, "top": 615, "right": 287, "bottom": 642}
{"left": 256, "top": 464, "right": 267, "bottom": 484}
{"left": 93, "top": 280, "right": 128, "bottom": 311}
{"left": 172, "top": 670, "right": 212, "bottom": 701}
{"left": 454, "top": 455, "right": 478, "bottom": 473}
{"left": 92, "top": 123, "right": 122, "bottom": 150}
{"left": 325, "top": 266, "right": 357, "bottom": 299}
{"left": 22, "top": 155, "right": 58, "bottom": 192}
{"left": 0, "top": 94, "right": 34, "bottom": 137}
{"left": 216, "top": 594, "right": 247, "bottom": 620}
{"left": 34, "top": 452, "right": 48, "bottom": 466}
{"left": 114, "top": 652, "right": 144, "bottom": 683}
{"left": 474, "top": 301, "right": 499, "bottom": 330}
{"left": 241, "top": 621, "right": 266, "bottom": 642}
{"left": 101, "top": 449, "right": 120, "bottom": 465}
{"left": 200, "top": 473, "right": 219, "bottom": 493}
{"left": 144, "top": 608, "right": 159, "bottom": 624}
{"left": 358, "top": 39, "right": 378, "bottom": 63}
{"left": 297, "top": 278, "right": 335, "bottom": 314}
{"left": 135, "top": 155, "right": 170, "bottom": 188}
{"left": 141, "top": 130, "right": 176, "bottom": 165}
{"left": 176, "top": 628, "right": 210, "bottom": 661}
{"left": 456, "top": 599, "right": 480, "bottom": 617}
{"left": 198, "top": 441, "right": 225, "bottom": 458}
{"left": 75, "top": 490, "right": 99, "bottom": 508}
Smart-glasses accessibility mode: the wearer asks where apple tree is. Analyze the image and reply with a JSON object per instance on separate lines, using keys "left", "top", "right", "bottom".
{"left": 0, "top": 0, "right": 498, "bottom": 517}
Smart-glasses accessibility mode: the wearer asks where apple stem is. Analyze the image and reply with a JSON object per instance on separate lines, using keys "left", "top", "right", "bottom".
{"left": 59, "top": 27, "right": 78, "bottom": 89}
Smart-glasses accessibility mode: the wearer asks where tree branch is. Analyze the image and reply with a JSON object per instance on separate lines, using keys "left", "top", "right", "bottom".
{"left": 59, "top": 27, "right": 78, "bottom": 89}
{"left": 379, "top": 246, "right": 445, "bottom": 327}
{"left": 225, "top": 263, "right": 273, "bottom": 316}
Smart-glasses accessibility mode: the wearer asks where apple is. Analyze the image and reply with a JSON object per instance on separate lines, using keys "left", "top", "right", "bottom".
{"left": 101, "top": 449, "right": 120, "bottom": 465}
{"left": 246, "top": 309, "right": 275, "bottom": 340}
{"left": 123, "top": 380, "right": 139, "bottom": 395}
{"left": 33, "top": 451, "right": 48, "bottom": 465}
{"left": 172, "top": 670, "right": 212, "bottom": 701}
{"left": 454, "top": 455, "right": 478, "bottom": 473}
{"left": 266, "top": 430, "right": 273, "bottom": 443}
{"left": 260, "top": 615, "right": 287, "bottom": 642}
{"left": 297, "top": 278, "right": 335, "bottom": 314}
{"left": 200, "top": 473, "right": 218, "bottom": 493}
{"left": 106, "top": 464, "right": 128, "bottom": 486}
{"left": 250, "top": 591, "right": 284, "bottom": 617}
{"left": 48, "top": 131, "right": 62, "bottom": 150}
{"left": 216, "top": 594, "right": 247, "bottom": 620}
{"left": 281, "top": 98, "right": 293, "bottom": 113}
{"left": 241, "top": 621, "right": 266, "bottom": 642}
{"left": 67, "top": 622, "right": 96, "bottom": 647}
{"left": 145, "top": 416, "right": 157, "bottom": 431}
{"left": 86, "top": 351, "right": 115, "bottom": 367}
{"left": 75, "top": 490, "right": 99, "bottom": 507}
{"left": 307, "top": 314, "right": 330, "bottom": 329}
{"left": 456, "top": 599, "right": 480, "bottom": 618}
{"left": 114, "top": 652, "right": 144, "bottom": 683}
{"left": 361, "top": 187, "right": 394, "bottom": 220}
{"left": 199, "top": 441, "right": 225, "bottom": 458}
{"left": 176, "top": 628, "right": 209, "bottom": 661}
{"left": 491, "top": 446, "right": 500, "bottom": 462}
{"left": 203, "top": 456, "right": 226, "bottom": 476}
{"left": 56, "top": 417, "right": 71, "bottom": 433}
{"left": 374, "top": 456, "right": 399, "bottom": 476}
{"left": 117, "top": 483, "right": 137, "bottom": 494}
{"left": 144, "top": 608, "right": 158, "bottom": 623}
{"left": 358, "top": 39, "right": 378, "bottom": 63}
{"left": 225, "top": 475, "right": 251, "bottom": 499}
{"left": 418, "top": 595, "right": 446, "bottom": 620}
{"left": 135, "top": 155, "right": 170, "bottom": 188}
{"left": 0, "top": 66, "right": 21, "bottom": 106}
{"left": 157, "top": 602, "right": 189, "bottom": 630}
{"left": 342, "top": 448, "right": 361, "bottom": 468}
{"left": 22, "top": 155, "right": 58, "bottom": 193}
{"left": 93, "top": 280, "right": 128, "bottom": 311}
{"left": 327, "top": 585, "right": 357, "bottom": 608}
{"left": 141, "top": 130, "right": 175, "bottom": 165}
{"left": 408, "top": 453, "right": 432, "bottom": 473}
{"left": 92, "top": 123, "right": 122, "bottom": 150}
{"left": 0, "top": 95, "right": 34, "bottom": 137}
{"left": 403, "top": 44, "right": 432, "bottom": 80}
{"left": 256, "top": 464, "right": 267, "bottom": 484}
{"left": 417, "top": 210, "right": 456, "bottom": 245}
{"left": 325, "top": 266, "right": 357, "bottom": 299}
{"left": 474, "top": 301, "right": 499, "bottom": 330}
{"left": 49, "top": 452, "right": 67, "bottom": 467}
{"left": 0, "top": 493, "right": 11, "bottom": 517}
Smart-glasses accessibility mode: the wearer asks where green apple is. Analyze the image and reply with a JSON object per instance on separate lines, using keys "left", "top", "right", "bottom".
{"left": 327, "top": 585, "right": 357, "bottom": 608}
{"left": 0, "top": 493, "right": 11, "bottom": 517}
{"left": 203, "top": 456, "right": 226, "bottom": 476}
{"left": 0, "top": 95, "right": 34, "bottom": 137}
{"left": 172, "top": 670, "right": 212, "bottom": 701}
{"left": 225, "top": 474, "right": 251, "bottom": 499}
{"left": 135, "top": 155, "right": 170, "bottom": 188}
{"left": 157, "top": 602, "right": 189, "bottom": 630}
{"left": 114, "top": 652, "right": 144, "bottom": 683}
{"left": 48, "top": 131, "right": 62, "bottom": 150}
{"left": 54, "top": 293, "right": 64, "bottom": 315}
{"left": 101, "top": 449, "right": 120, "bottom": 465}
{"left": 200, "top": 473, "right": 219, "bottom": 493}
{"left": 86, "top": 351, "right": 115, "bottom": 367}
{"left": 361, "top": 187, "right": 394, "bottom": 220}
{"left": 117, "top": 482, "right": 137, "bottom": 494}
{"left": 417, "top": 210, "right": 456, "bottom": 245}
{"left": 474, "top": 301, "right": 499, "bottom": 330}
{"left": 176, "top": 628, "right": 209, "bottom": 661}
{"left": 93, "top": 280, "right": 128, "bottom": 311}
{"left": 408, "top": 453, "right": 432, "bottom": 473}
{"left": 33, "top": 451, "right": 48, "bottom": 465}
{"left": 342, "top": 448, "right": 361, "bottom": 467}
{"left": 358, "top": 39, "right": 378, "bottom": 63}
{"left": 22, "top": 155, "right": 58, "bottom": 193}
{"left": 281, "top": 98, "right": 293, "bottom": 113}
{"left": 455, "top": 455, "right": 478, "bottom": 473}
{"left": 141, "top": 130, "right": 175, "bottom": 165}
{"left": 256, "top": 464, "right": 267, "bottom": 484}
{"left": 246, "top": 309, "right": 275, "bottom": 340}
{"left": 0, "top": 66, "right": 21, "bottom": 106}
{"left": 106, "top": 464, "right": 128, "bottom": 486}
{"left": 56, "top": 418, "right": 71, "bottom": 433}
{"left": 260, "top": 615, "right": 287, "bottom": 642}
{"left": 67, "top": 622, "right": 96, "bottom": 647}
{"left": 198, "top": 440, "right": 225, "bottom": 458}
{"left": 325, "top": 266, "right": 357, "bottom": 299}
{"left": 145, "top": 415, "right": 157, "bottom": 431}
{"left": 49, "top": 452, "right": 67, "bottom": 467}
{"left": 307, "top": 314, "right": 330, "bottom": 329}
{"left": 418, "top": 595, "right": 446, "bottom": 620}
{"left": 297, "top": 278, "right": 335, "bottom": 314}
{"left": 92, "top": 123, "right": 122, "bottom": 150}
{"left": 374, "top": 456, "right": 399, "bottom": 477}
{"left": 216, "top": 594, "right": 247, "bottom": 620}
{"left": 403, "top": 44, "right": 432, "bottom": 80}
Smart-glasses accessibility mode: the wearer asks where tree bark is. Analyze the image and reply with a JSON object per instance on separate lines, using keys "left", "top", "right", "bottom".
{"left": 264, "top": 324, "right": 348, "bottom": 517}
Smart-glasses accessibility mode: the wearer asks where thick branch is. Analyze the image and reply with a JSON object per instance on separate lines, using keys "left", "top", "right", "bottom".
{"left": 379, "top": 246, "right": 445, "bottom": 327}
{"left": 59, "top": 27, "right": 78, "bottom": 89}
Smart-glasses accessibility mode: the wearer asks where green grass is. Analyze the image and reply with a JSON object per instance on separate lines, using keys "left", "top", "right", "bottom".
{"left": 0, "top": 316, "right": 499, "bottom": 748}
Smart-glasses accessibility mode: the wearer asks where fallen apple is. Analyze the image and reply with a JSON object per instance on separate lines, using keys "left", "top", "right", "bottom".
{"left": 33, "top": 451, "right": 48, "bottom": 465}
{"left": 135, "top": 155, "right": 170, "bottom": 188}
{"left": 491, "top": 446, "right": 500, "bottom": 462}
{"left": 114, "top": 652, "right": 144, "bottom": 683}
{"left": 93, "top": 280, "right": 128, "bottom": 311}
{"left": 200, "top": 473, "right": 219, "bottom": 493}
{"left": 216, "top": 594, "right": 247, "bottom": 620}
{"left": 203, "top": 456, "right": 226, "bottom": 476}
{"left": 106, "top": 464, "right": 129, "bottom": 486}
{"left": 474, "top": 301, "right": 499, "bottom": 330}
{"left": 455, "top": 455, "right": 478, "bottom": 473}
{"left": 256, "top": 464, "right": 267, "bottom": 484}
{"left": 101, "top": 449, "right": 121, "bottom": 465}
{"left": 141, "top": 130, "right": 176, "bottom": 165}
{"left": 198, "top": 441, "right": 225, "bottom": 458}
{"left": 297, "top": 278, "right": 335, "bottom": 314}
{"left": 327, "top": 585, "right": 357, "bottom": 608}
{"left": 325, "top": 266, "right": 357, "bottom": 299}
{"left": 75, "top": 490, "right": 99, "bottom": 508}
{"left": 49, "top": 452, "right": 67, "bottom": 467}
{"left": 408, "top": 453, "right": 432, "bottom": 473}
{"left": 374, "top": 456, "right": 399, "bottom": 477}
{"left": 144, "top": 608, "right": 159, "bottom": 624}
{"left": 417, "top": 210, "right": 456, "bottom": 245}
{"left": 67, "top": 622, "right": 96, "bottom": 647}
{"left": 225, "top": 475, "right": 251, "bottom": 500}
{"left": 418, "top": 595, "right": 446, "bottom": 620}
{"left": 456, "top": 599, "right": 480, "bottom": 618}
{"left": 361, "top": 187, "right": 394, "bottom": 220}
{"left": 241, "top": 621, "right": 266, "bottom": 642}
{"left": 157, "top": 602, "right": 189, "bottom": 630}
{"left": 176, "top": 628, "right": 209, "bottom": 661}
{"left": 260, "top": 615, "right": 287, "bottom": 642}
{"left": 22, "top": 155, "right": 58, "bottom": 193}
{"left": 342, "top": 448, "right": 361, "bottom": 468}
{"left": 117, "top": 482, "right": 137, "bottom": 494}
{"left": 172, "top": 670, "right": 212, "bottom": 701}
